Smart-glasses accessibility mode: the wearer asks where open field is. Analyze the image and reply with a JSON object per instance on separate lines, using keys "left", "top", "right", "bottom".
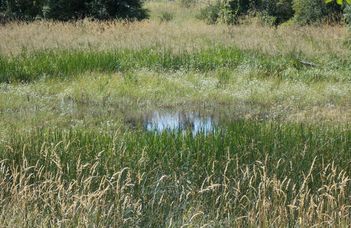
{"left": 0, "top": 1, "right": 351, "bottom": 226}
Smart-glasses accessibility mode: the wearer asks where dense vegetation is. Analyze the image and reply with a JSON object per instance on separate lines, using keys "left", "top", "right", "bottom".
{"left": 0, "top": 0, "right": 148, "bottom": 21}
{"left": 1, "top": 122, "right": 350, "bottom": 226}
{"left": 1, "top": 47, "right": 350, "bottom": 83}
{"left": 0, "top": 0, "right": 346, "bottom": 24}
{"left": 0, "top": 0, "right": 350, "bottom": 226}
{"left": 198, "top": 0, "right": 344, "bottom": 25}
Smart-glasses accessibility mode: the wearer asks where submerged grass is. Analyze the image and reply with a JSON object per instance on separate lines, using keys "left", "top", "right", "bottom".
{"left": 0, "top": 122, "right": 350, "bottom": 226}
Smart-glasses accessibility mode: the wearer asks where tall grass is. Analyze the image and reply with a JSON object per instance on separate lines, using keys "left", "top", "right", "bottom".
{"left": 1, "top": 47, "right": 350, "bottom": 83}
{"left": 0, "top": 20, "right": 347, "bottom": 58}
{"left": 0, "top": 121, "right": 350, "bottom": 226}
{"left": 1, "top": 2, "right": 351, "bottom": 226}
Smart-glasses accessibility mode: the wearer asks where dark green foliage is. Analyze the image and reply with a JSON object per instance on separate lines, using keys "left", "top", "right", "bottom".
{"left": 197, "top": 1, "right": 221, "bottom": 24}
{"left": 88, "top": 0, "right": 148, "bottom": 20}
{"left": 1, "top": 0, "right": 43, "bottom": 20}
{"left": 0, "top": 0, "right": 5, "bottom": 23}
{"left": 198, "top": 0, "right": 343, "bottom": 25}
{"left": 197, "top": 0, "right": 250, "bottom": 24}
{"left": 293, "top": 0, "right": 342, "bottom": 24}
{"left": 344, "top": 4, "right": 351, "bottom": 24}
{"left": 0, "top": 0, "right": 148, "bottom": 21}
{"left": 43, "top": 0, "right": 88, "bottom": 20}
{"left": 259, "top": 0, "right": 294, "bottom": 25}
{"left": 198, "top": 0, "right": 293, "bottom": 25}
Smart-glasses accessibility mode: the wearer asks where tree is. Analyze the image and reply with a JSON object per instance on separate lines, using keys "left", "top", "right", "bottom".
{"left": 0, "top": 0, "right": 148, "bottom": 21}
{"left": 325, "top": 0, "right": 351, "bottom": 4}
{"left": 198, "top": 0, "right": 294, "bottom": 25}
{"left": 293, "top": 0, "right": 343, "bottom": 25}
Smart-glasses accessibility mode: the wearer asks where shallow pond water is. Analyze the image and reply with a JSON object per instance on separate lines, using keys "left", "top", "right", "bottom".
{"left": 57, "top": 97, "right": 272, "bottom": 134}
{"left": 141, "top": 111, "right": 218, "bottom": 135}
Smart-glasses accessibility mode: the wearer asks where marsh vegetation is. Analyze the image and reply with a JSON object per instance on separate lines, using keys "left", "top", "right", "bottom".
{"left": 0, "top": 0, "right": 351, "bottom": 226}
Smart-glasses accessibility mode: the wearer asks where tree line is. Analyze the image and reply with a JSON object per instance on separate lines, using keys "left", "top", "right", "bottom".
{"left": 198, "top": 0, "right": 345, "bottom": 25}
{"left": 0, "top": 0, "right": 148, "bottom": 21}
{"left": 0, "top": 0, "right": 349, "bottom": 25}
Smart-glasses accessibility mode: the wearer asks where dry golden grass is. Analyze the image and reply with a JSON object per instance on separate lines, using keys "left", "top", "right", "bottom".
{"left": 0, "top": 19, "right": 348, "bottom": 58}
{"left": 0, "top": 155, "right": 349, "bottom": 226}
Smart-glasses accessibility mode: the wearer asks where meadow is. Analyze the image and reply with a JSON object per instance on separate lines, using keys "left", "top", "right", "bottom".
{"left": 0, "top": 1, "right": 351, "bottom": 226}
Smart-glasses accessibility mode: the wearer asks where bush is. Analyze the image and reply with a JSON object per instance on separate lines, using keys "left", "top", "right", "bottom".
{"left": 0, "top": 0, "right": 149, "bottom": 21}
{"left": 258, "top": 11, "right": 278, "bottom": 26}
{"left": 197, "top": 1, "right": 221, "bottom": 24}
{"left": 293, "top": 0, "right": 342, "bottom": 25}
{"left": 344, "top": 4, "right": 351, "bottom": 24}
{"left": 0, "top": 13, "right": 5, "bottom": 24}
{"left": 197, "top": 0, "right": 245, "bottom": 25}
{"left": 197, "top": 0, "right": 343, "bottom": 26}
{"left": 217, "top": 0, "right": 242, "bottom": 24}
{"left": 259, "top": 0, "right": 294, "bottom": 25}
{"left": 198, "top": 0, "right": 293, "bottom": 25}
{"left": 159, "top": 11, "right": 174, "bottom": 22}
{"left": 0, "top": 0, "right": 43, "bottom": 20}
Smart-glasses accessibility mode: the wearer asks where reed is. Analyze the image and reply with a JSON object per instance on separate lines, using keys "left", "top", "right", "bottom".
{"left": 0, "top": 122, "right": 350, "bottom": 226}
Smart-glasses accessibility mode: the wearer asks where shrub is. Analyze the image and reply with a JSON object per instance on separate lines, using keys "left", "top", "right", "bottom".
{"left": 197, "top": 0, "right": 244, "bottom": 25}
{"left": 43, "top": 0, "right": 87, "bottom": 20}
{"left": 197, "top": 1, "right": 221, "bottom": 24}
{"left": 0, "top": 0, "right": 43, "bottom": 20}
{"left": 197, "top": 0, "right": 343, "bottom": 26}
{"left": 344, "top": 4, "right": 351, "bottom": 24}
{"left": 198, "top": 0, "right": 293, "bottom": 25}
{"left": 0, "top": 0, "right": 6, "bottom": 24}
{"left": 0, "top": 0, "right": 149, "bottom": 21}
{"left": 293, "top": 0, "right": 342, "bottom": 25}
{"left": 258, "top": 11, "right": 278, "bottom": 26}
{"left": 259, "top": 0, "right": 294, "bottom": 25}
{"left": 217, "top": 0, "right": 242, "bottom": 24}
{"left": 159, "top": 11, "right": 174, "bottom": 22}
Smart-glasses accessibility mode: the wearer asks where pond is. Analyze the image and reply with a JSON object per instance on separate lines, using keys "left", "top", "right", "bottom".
{"left": 59, "top": 97, "right": 269, "bottom": 134}
{"left": 142, "top": 111, "right": 217, "bottom": 135}
{"left": 120, "top": 105, "right": 268, "bottom": 135}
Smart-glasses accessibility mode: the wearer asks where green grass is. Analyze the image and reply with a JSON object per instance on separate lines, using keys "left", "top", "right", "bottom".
{"left": 1, "top": 3, "right": 351, "bottom": 225}
{"left": 0, "top": 69, "right": 350, "bottom": 139}
{"left": 3, "top": 122, "right": 350, "bottom": 182}
{"left": 0, "top": 122, "right": 350, "bottom": 226}
{"left": 1, "top": 47, "right": 350, "bottom": 83}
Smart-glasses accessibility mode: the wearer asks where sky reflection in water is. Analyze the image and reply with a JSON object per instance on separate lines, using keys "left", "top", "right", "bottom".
{"left": 144, "top": 111, "right": 216, "bottom": 135}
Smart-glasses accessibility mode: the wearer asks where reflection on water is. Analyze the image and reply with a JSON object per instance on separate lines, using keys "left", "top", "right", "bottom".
{"left": 143, "top": 111, "right": 216, "bottom": 135}
{"left": 55, "top": 97, "right": 271, "bottom": 133}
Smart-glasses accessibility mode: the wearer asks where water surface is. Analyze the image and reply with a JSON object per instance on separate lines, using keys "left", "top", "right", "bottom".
{"left": 142, "top": 111, "right": 217, "bottom": 135}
